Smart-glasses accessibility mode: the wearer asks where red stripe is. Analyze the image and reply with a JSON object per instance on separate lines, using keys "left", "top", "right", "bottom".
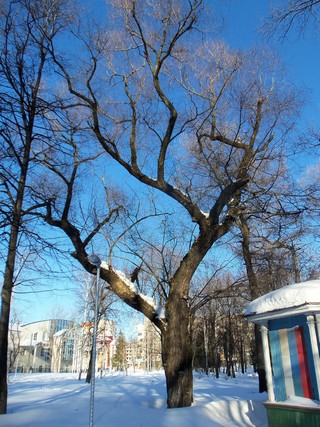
{"left": 295, "top": 326, "right": 313, "bottom": 398}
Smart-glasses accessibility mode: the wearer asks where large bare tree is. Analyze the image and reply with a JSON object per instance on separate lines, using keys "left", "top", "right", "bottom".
{"left": 35, "top": 0, "right": 303, "bottom": 408}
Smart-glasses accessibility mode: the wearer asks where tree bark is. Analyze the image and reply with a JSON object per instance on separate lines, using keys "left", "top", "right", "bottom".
{"left": 162, "top": 294, "right": 193, "bottom": 408}
{"left": 86, "top": 348, "right": 93, "bottom": 383}
{"left": 255, "top": 325, "right": 267, "bottom": 393}
{"left": 0, "top": 263, "right": 14, "bottom": 414}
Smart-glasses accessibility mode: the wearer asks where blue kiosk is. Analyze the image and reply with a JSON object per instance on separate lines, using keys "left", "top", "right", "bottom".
{"left": 245, "top": 280, "right": 320, "bottom": 427}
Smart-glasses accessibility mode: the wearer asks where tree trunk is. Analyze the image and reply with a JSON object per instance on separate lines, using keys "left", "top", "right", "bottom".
{"left": 240, "top": 339, "right": 245, "bottom": 374}
{"left": 239, "top": 214, "right": 267, "bottom": 393}
{"left": 255, "top": 325, "right": 267, "bottom": 393}
{"left": 0, "top": 225, "right": 20, "bottom": 414}
{"left": 0, "top": 283, "right": 11, "bottom": 414}
{"left": 161, "top": 295, "right": 193, "bottom": 408}
{"left": 86, "top": 348, "right": 93, "bottom": 383}
{"left": 203, "top": 320, "right": 209, "bottom": 376}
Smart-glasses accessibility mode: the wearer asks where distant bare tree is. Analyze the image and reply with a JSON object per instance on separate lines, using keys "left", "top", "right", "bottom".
{"left": 7, "top": 312, "right": 21, "bottom": 373}
{"left": 85, "top": 280, "right": 117, "bottom": 383}
{"left": 0, "top": 0, "right": 76, "bottom": 414}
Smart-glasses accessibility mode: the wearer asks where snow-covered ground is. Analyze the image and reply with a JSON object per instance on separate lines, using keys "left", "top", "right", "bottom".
{"left": 2, "top": 370, "right": 268, "bottom": 426}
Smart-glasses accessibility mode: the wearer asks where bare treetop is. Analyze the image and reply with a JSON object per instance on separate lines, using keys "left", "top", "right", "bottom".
{"left": 264, "top": 0, "right": 320, "bottom": 38}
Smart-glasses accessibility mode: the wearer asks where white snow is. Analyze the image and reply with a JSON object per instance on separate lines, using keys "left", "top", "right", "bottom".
{"left": 139, "top": 293, "right": 157, "bottom": 308}
{"left": 2, "top": 370, "right": 268, "bottom": 427}
{"left": 114, "top": 270, "right": 161, "bottom": 314}
{"left": 99, "top": 264, "right": 166, "bottom": 318}
{"left": 100, "top": 260, "right": 110, "bottom": 270}
{"left": 155, "top": 303, "right": 166, "bottom": 320}
{"left": 244, "top": 280, "right": 320, "bottom": 316}
{"left": 114, "top": 269, "right": 137, "bottom": 293}
{"left": 273, "top": 395, "right": 320, "bottom": 409}
{"left": 200, "top": 210, "right": 210, "bottom": 218}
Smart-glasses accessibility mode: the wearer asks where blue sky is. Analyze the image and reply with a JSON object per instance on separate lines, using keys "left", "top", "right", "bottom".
{"left": 220, "top": 1, "right": 320, "bottom": 122}
{"left": 11, "top": 0, "right": 320, "bottom": 326}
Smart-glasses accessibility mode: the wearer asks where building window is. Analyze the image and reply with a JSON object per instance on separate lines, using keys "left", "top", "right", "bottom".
{"left": 63, "top": 338, "right": 74, "bottom": 361}
{"left": 33, "top": 333, "right": 38, "bottom": 341}
{"left": 41, "top": 347, "right": 51, "bottom": 361}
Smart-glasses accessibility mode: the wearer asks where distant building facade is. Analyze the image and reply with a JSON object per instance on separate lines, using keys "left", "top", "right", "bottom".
{"left": 72, "top": 319, "right": 116, "bottom": 373}
{"left": 9, "top": 316, "right": 161, "bottom": 374}
{"left": 126, "top": 318, "right": 162, "bottom": 371}
{"left": 10, "top": 319, "right": 77, "bottom": 373}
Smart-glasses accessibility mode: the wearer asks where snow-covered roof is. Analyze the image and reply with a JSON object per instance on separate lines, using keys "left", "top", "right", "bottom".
{"left": 245, "top": 280, "right": 320, "bottom": 321}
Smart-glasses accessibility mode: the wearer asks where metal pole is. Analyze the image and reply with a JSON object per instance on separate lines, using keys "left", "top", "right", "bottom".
{"left": 79, "top": 278, "right": 90, "bottom": 381}
{"left": 88, "top": 255, "right": 101, "bottom": 427}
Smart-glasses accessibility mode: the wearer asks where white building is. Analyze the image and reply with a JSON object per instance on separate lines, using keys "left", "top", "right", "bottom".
{"left": 10, "top": 319, "right": 77, "bottom": 373}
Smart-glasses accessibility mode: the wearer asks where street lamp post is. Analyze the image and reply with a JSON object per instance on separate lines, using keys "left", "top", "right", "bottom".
{"left": 88, "top": 254, "right": 102, "bottom": 427}
{"left": 78, "top": 279, "right": 90, "bottom": 381}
